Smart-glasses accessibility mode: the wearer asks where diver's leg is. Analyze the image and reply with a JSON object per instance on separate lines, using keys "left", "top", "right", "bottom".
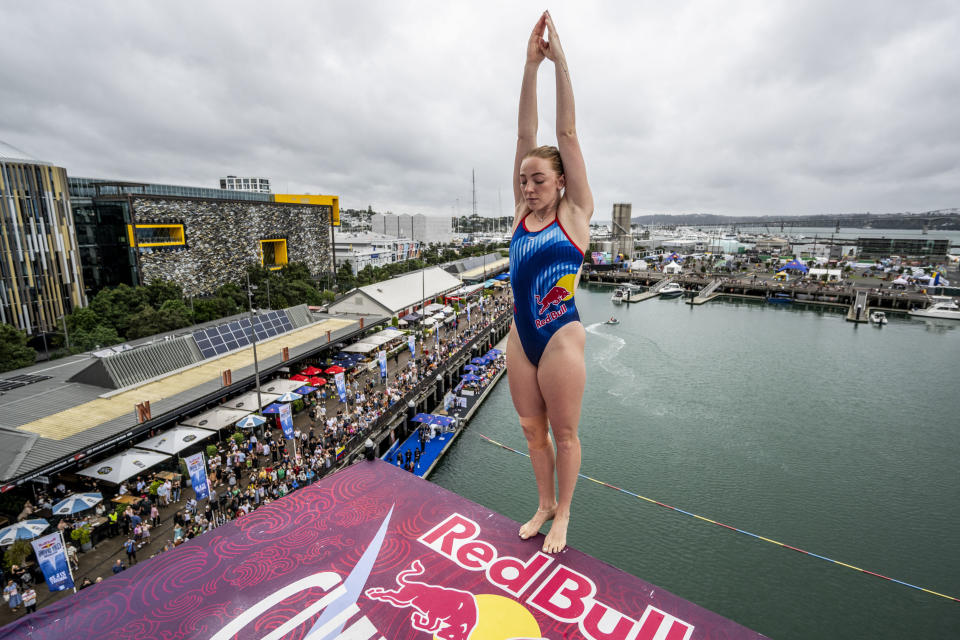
{"left": 536, "top": 322, "right": 586, "bottom": 553}
{"left": 506, "top": 325, "right": 557, "bottom": 539}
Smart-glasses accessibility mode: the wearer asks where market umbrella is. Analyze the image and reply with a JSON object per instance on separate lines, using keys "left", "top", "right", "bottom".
{"left": 325, "top": 365, "right": 345, "bottom": 375}
{"left": 52, "top": 493, "right": 103, "bottom": 516}
{"left": 463, "top": 364, "right": 481, "bottom": 372}
{"left": 261, "top": 403, "right": 284, "bottom": 414}
{"left": 462, "top": 374, "right": 481, "bottom": 382}
{"left": 308, "top": 377, "right": 327, "bottom": 386}
{"left": 236, "top": 414, "right": 267, "bottom": 429}
{"left": 470, "top": 357, "right": 489, "bottom": 365}
{"left": 289, "top": 374, "right": 310, "bottom": 382}
{"left": 486, "top": 348, "right": 503, "bottom": 356}
{"left": 301, "top": 366, "right": 323, "bottom": 376}
{"left": 277, "top": 391, "right": 303, "bottom": 403}
{"left": 0, "top": 519, "right": 50, "bottom": 546}
{"left": 294, "top": 385, "right": 317, "bottom": 395}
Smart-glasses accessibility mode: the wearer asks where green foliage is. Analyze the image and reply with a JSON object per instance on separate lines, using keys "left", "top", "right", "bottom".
{"left": 231, "top": 432, "right": 245, "bottom": 445}
{"left": 192, "top": 296, "right": 240, "bottom": 324}
{"left": 391, "top": 316, "right": 399, "bottom": 327}
{"left": 337, "top": 262, "right": 357, "bottom": 291}
{"left": 70, "top": 324, "right": 121, "bottom": 352}
{"left": 0, "top": 324, "right": 37, "bottom": 372}
{"left": 70, "top": 523, "right": 92, "bottom": 545}
{"left": 292, "top": 398, "right": 305, "bottom": 413}
{"left": 206, "top": 444, "right": 218, "bottom": 458}
{"left": 89, "top": 284, "right": 146, "bottom": 336}
{"left": 3, "top": 539, "right": 32, "bottom": 571}
{"left": 148, "top": 480, "right": 163, "bottom": 496}
{"left": 142, "top": 279, "right": 184, "bottom": 309}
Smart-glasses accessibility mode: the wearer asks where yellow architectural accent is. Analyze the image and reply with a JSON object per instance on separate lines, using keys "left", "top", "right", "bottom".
{"left": 273, "top": 193, "right": 340, "bottom": 226}
{"left": 17, "top": 318, "right": 356, "bottom": 440}
{"left": 128, "top": 223, "right": 186, "bottom": 247}
{"left": 259, "top": 238, "right": 288, "bottom": 269}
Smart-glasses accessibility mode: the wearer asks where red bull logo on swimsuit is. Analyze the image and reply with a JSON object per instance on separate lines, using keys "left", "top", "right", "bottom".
{"left": 534, "top": 274, "right": 576, "bottom": 329}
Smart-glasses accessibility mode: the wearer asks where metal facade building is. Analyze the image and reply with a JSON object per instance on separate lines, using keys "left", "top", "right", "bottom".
{"left": 0, "top": 142, "right": 86, "bottom": 335}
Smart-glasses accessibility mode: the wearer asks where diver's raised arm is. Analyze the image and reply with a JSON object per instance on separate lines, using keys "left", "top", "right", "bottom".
{"left": 543, "top": 11, "right": 593, "bottom": 217}
{"left": 514, "top": 13, "right": 546, "bottom": 208}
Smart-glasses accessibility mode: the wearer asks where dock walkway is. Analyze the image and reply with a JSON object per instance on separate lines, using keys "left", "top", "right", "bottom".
{"left": 627, "top": 277, "right": 674, "bottom": 303}
{"left": 847, "top": 289, "right": 870, "bottom": 322}
{"left": 688, "top": 278, "right": 722, "bottom": 305}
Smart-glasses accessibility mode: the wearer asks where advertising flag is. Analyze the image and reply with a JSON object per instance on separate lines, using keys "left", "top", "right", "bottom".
{"left": 378, "top": 350, "right": 387, "bottom": 379}
{"left": 408, "top": 335, "right": 415, "bottom": 356}
{"left": 185, "top": 452, "right": 210, "bottom": 501}
{"left": 31, "top": 532, "right": 74, "bottom": 592}
{"left": 334, "top": 371, "right": 347, "bottom": 403}
{"left": 467, "top": 303, "right": 470, "bottom": 323}
{"left": 278, "top": 402, "right": 294, "bottom": 440}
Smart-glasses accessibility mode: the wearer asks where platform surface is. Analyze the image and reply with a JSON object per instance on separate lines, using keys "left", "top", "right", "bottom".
{"left": 1, "top": 461, "right": 766, "bottom": 639}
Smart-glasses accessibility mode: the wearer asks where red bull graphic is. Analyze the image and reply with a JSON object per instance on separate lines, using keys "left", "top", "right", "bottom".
{"left": 0, "top": 462, "right": 765, "bottom": 640}
{"left": 366, "top": 560, "right": 479, "bottom": 640}
{"left": 534, "top": 274, "right": 576, "bottom": 329}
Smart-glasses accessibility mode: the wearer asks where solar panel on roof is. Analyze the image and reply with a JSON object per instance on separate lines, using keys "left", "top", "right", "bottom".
{"left": 0, "top": 380, "right": 26, "bottom": 392}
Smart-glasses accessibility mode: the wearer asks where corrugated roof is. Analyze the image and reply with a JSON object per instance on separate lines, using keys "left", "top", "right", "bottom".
{"left": 332, "top": 267, "right": 462, "bottom": 314}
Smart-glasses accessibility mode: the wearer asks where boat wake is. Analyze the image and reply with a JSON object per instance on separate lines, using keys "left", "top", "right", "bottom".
{"left": 585, "top": 322, "right": 638, "bottom": 402}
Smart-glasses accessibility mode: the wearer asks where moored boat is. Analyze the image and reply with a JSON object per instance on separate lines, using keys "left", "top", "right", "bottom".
{"left": 908, "top": 296, "right": 960, "bottom": 320}
{"left": 870, "top": 311, "right": 888, "bottom": 325}
{"left": 658, "top": 282, "right": 685, "bottom": 298}
{"left": 611, "top": 287, "right": 627, "bottom": 304}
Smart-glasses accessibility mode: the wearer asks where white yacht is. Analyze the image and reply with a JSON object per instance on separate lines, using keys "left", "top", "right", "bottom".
{"left": 658, "top": 282, "right": 685, "bottom": 298}
{"left": 908, "top": 297, "right": 960, "bottom": 320}
{"left": 870, "top": 311, "right": 888, "bottom": 325}
{"left": 611, "top": 287, "right": 628, "bottom": 304}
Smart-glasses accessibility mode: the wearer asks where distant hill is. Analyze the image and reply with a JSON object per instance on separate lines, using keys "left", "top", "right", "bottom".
{"left": 617, "top": 210, "right": 960, "bottom": 230}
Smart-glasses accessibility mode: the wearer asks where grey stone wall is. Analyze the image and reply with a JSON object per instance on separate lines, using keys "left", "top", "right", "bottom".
{"left": 132, "top": 197, "right": 331, "bottom": 296}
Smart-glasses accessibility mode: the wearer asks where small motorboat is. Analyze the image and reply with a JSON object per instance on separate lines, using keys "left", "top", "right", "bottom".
{"left": 870, "top": 311, "right": 888, "bottom": 325}
{"left": 908, "top": 296, "right": 960, "bottom": 320}
{"left": 766, "top": 292, "right": 792, "bottom": 304}
{"left": 658, "top": 282, "right": 685, "bottom": 298}
{"left": 611, "top": 287, "right": 627, "bottom": 304}
{"left": 605, "top": 317, "right": 620, "bottom": 325}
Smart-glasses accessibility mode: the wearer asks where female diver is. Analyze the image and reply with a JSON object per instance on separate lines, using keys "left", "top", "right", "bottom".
{"left": 508, "top": 11, "right": 593, "bottom": 553}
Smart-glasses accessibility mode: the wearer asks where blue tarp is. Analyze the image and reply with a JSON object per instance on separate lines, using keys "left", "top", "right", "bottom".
{"left": 777, "top": 260, "right": 809, "bottom": 273}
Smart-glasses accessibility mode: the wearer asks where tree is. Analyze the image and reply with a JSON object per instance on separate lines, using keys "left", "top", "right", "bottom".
{"left": 0, "top": 324, "right": 36, "bottom": 372}
{"left": 142, "top": 279, "right": 184, "bottom": 309}
{"left": 89, "top": 284, "right": 145, "bottom": 337}
{"left": 125, "top": 305, "right": 164, "bottom": 340}
{"left": 336, "top": 262, "right": 356, "bottom": 291}
{"left": 157, "top": 299, "right": 194, "bottom": 332}
{"left": 70, "top": 325, "right": 121, "bottom": 352}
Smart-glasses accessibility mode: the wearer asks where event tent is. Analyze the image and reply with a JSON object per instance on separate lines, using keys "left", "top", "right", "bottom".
{"left": 341, "top": 342, "right": 379, "bottom": 353}
{"left": 77, "top": 448, "right": 172, "bottom": 484}
{"left": 222, "top": 391, "right": 281, "bottom": 411}
{"left": 777, "top": 260, "right": 809, "bottom": 273}
{"left": 182, "top": 407, "right": 253, "bottom": 430}
{"left": 663, "top": 261, "right": 682, "bottom": 274}
{"left": 136, "top": 426, "right": 217, "bottom": 455}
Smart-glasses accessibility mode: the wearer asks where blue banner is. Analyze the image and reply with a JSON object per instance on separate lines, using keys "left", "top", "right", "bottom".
{"left": 378, "top": 350, "right": 387, "bottom": 379}
{"left": 185, "top": 452, "right": 210, "bottom": 501}
{"left": 31, "top": 532, "right": 74, "bottom": 592}
{"left": 408, "top": 335, "right": 415, "bottom": 356}
{"left": 467, "top": 303, "right": 471, "bottom": 323}
{"left": 278, "top": 402, "right": 294, "bottom": 439}
{"left": 434, "top": 326, "right": 439, "bottom": 349}
{"left": 334, "top": 371, "right": 347, "bottom": 403}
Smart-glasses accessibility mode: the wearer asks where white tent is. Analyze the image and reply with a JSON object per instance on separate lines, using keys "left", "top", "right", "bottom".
{"left": 182, "top": 407, "right": 252, "bottom": 430}
{"left": 77, "top": 448, "right": 171, "bottom": 484}
{"left": 663, "top": 261, "right": 683, "bottom": 274}
{"left": 423, "top": 316, "right": 439, "bottom": 326}
{"left": 629, "top": 260, "right": 648, "bottom": 272}
{"left": 357, "top": 333, "right": 395, "bottom": 347}
{"left": 223, "top": 391, "right": 281, "bottom": 411}
{"left": 137, "top": 426, "right": 217, "bottom": 455}
{"left": 261, "top": 379, "right": 306, "bottom": 395}
{"left": 376, "top": 328, "right": 405, "bottom": 339}
{"left": 424, "top": 303, "right": 445, "bottom": 313}
{"left": 341, "top": 342, "right": 379, "bottom": 353}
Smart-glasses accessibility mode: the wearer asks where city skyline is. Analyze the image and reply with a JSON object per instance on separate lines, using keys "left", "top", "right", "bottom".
{"left": 2, "top": 1, "right": 958, "bottom": 218}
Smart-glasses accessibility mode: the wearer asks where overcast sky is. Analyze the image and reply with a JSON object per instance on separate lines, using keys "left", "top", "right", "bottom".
{"left": 2, "top": 1, "right": 958, "bottom": 219}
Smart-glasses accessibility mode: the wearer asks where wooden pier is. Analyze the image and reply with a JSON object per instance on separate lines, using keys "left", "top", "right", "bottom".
{"left": 688, "top": 279, "right": 722, "bottom": 305}
{"left": 626, "top": 277, "right": 675, "bottom": 303}
{"left": 846, "top": 290, "right": 870, "bottom": 323}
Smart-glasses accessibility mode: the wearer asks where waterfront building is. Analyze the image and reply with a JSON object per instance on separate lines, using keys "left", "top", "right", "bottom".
{"left": 69, "top": 179, "right": 337, "bottom": 297}
{"left": 370, "top": 212, "right": 453, "bottom": 244}
{"left": 333, "top": 231, "right": 420, "bottom": 275}
{"left": 327, "top": 266, "right": 462, "bottom": 317}
{"left": 610, "top": 203, "right": 635, "bottom": 261}
{"left": 857, "top": 237, "right": 948, "bottom": 262}
{"left": 0, "top": 141, "right": 85, "bottom": 335}
{"left": 219, "top": 175, "right": 271, "bottom": 193}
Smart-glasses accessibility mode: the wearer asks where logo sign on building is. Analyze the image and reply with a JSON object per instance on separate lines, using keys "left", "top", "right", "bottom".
{"left": 185, "top": 452, "right": 209, "bottom": 502}
{"left": 11, "top": 464, "right": 765, "bottom": 640}
{"left": 334, "top": 372, "right": 347, "bottom": 403}
{"left": 278, "top": 403, "right": 294, "bottom": 440}
{"left": 31, "top": 532, "right": 74, "bottom": 593}
{"left": 378, "top": 350, "right": 387, "bottom": 379}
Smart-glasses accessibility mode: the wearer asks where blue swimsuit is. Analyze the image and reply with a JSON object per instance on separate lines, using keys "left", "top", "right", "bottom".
{"left": 509, "top": 214, "right": 584, "bottom": 366}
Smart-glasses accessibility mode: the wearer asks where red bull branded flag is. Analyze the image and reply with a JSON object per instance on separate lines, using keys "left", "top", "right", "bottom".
{"left": 1, "top": 462, "right": 766, "bottom": 639}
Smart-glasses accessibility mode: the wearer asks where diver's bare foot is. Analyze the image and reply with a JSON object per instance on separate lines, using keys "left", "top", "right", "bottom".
{"left": 519, "top": 505, "right": 556, "bottom": 540}
{"left": 542, "top": 513, "right": 569, "bottom": 553}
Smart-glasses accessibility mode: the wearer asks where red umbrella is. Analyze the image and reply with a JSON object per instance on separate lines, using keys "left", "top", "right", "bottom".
{"left": 324, "top": 365, "right": 345, "bottom": 375}
{"left": 309, "top": 377, "right": 328, "bottom": 386}
{"left": 301, "top": 366, "right": 323, "bottom": 376}
{"left": 289, "top": 374, "right": 309, "bottom": 382}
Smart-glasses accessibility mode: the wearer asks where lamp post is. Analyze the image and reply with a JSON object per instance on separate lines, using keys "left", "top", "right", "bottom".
{"left": 245, "top": 272, "right": 264, "bottom": 439}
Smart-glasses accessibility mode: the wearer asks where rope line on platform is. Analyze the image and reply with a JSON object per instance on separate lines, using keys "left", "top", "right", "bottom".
{"left": 476, "top": 432, "right": 959, "bottom": 604}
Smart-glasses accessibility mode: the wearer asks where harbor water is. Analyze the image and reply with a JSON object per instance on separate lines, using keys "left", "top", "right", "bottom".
{"left": 431, "top": 285, "right": 960, "bottom": 639}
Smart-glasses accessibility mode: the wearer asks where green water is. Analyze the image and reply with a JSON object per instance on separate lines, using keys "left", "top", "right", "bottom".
{"left": 431, "top": 285, "right": 960, "bottom": 639}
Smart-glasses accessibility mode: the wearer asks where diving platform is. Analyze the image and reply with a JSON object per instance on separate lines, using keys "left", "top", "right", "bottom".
{"left": 846, "top": 290, "right": 870, "bottom": 323}
{"left": 1, "top": 462, "right": 767, "bottom": 639}
{"left": 687, "top": 278, "right": 722, "bottom": 305}
{"left": 627, "top": 277, "right": 675, "bottom": 303}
